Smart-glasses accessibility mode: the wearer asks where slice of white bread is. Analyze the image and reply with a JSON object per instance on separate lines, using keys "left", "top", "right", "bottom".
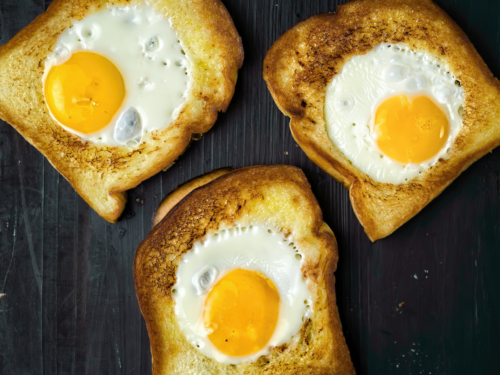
{"left": 134, "top": 165, "right": 356, "bottom": 375}
{"left": 264, "top": 0, "right": 500, "bottom": 240}
{"left": 0, "top": 0, "right": 243, "bottom": 222}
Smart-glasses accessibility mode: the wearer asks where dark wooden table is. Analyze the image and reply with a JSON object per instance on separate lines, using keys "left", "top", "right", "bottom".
{"left": 1, "top": 0, "right": 499, "bottom": 374}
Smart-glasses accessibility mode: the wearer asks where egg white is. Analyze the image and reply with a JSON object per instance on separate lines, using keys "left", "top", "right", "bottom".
{"left": 324, "top": 43, "right": 465, "bottom": 184}
{"left": 44, "top": 5, "right": 190, "bottom": 147}
{"left": 172, "top": 225, "right": 312, "bottom": 364}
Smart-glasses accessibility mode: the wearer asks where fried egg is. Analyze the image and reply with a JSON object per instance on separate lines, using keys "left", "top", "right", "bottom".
{"left": 43, "top": 5, "right": 189, "bottom": 147}
{"left": 172, "top": 225, "right": 312, "bottom": 364}
{"left": 325, "top": 43, "right": 465, "bottom": 184}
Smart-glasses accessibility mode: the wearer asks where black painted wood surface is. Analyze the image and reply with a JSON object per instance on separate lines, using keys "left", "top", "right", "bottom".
{"left": 0, "top": 0, "right": 499, "bottom": 374}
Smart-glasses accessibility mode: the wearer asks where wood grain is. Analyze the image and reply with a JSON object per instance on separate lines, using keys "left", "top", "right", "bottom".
{"left": 0, "top": 0, "right": 499, "bottom": 374}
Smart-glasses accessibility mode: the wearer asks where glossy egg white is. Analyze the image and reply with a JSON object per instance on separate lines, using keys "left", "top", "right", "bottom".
{"left": 172, "top": 225, "right": 312, "bottom": 364}
{"left": 44, "top": 5, "right": 190, "bottom": 146}
{"left": 325, "top": 43, "right": 465, "bottom": 184}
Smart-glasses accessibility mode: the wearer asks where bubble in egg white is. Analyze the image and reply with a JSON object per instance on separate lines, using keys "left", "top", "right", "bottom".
{"left": 146, "top": 36, "right": 161, "bottom": 51}
{"left": 434, "top": 86, "right": 456, "bottom": 103}
{"left": 127, "top": 13, "right": 142, "bottom": 25}
{"left": 406, "top": 76, "right": 426, "bottom": 91}
{"left": 382, "top": 65, "right": 408, "bottom": 82}
{"left": 114, "top": 107, "right": 142, "bottom": 142}
{"left": 137, "top": 77, "right": 155, "bottom": 90}
{"left": 53, "top": 46, "right": 69, "bottom": 60}
{"left": 335, "top": 95, "right": 355, "bottom": 112}
{"left": 192, "top": 265, "right": 218, "bottom": 295}
{"left": 80, "top": 23, "right": 101, "bottom": 41}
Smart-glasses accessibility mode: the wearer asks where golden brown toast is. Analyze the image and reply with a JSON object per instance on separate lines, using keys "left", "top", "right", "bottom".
{"left": 0, "top": 0, "right": 243, "bottom": 222}
{"left": 152, "top": 167, "right": 234, "bottom": 227}
{"left": 134, "top": 165, "right": 356, "bottom": 375}
{"left": 263, "top": 0, "right": 500, "bottom": 241}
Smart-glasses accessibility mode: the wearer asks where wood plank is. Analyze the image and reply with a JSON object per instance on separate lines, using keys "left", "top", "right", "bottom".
{"left": 0, "top": 1, "right": 48, "bottom": 373}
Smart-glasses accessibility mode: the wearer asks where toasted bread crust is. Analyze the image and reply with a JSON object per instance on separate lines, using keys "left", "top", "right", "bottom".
{"left": 134, "top": 165, "right": 356, "bottom": 374}
{"left": 263, "top": 0, "right": 500, "bottom": 241}
{"left": 0, "top": 0, "right": 243, "bottom": 222}
{"left": 152, "top": 167, "right": 234, "bottom": 227}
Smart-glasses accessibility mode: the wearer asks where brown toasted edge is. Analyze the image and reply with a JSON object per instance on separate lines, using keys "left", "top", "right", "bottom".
{"left": 151, "top": 167, "right": 234, "bottom": 227}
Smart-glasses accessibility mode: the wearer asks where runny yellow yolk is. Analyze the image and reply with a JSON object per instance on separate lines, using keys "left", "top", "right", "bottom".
{"left": 374, "top": 94, "right": 450, "bottom": 164}
{"left": 203, "top": 268, "right": 280, "bottom": 357}
{"left": 44, "top": 51, "right": 125, "bottom": 134}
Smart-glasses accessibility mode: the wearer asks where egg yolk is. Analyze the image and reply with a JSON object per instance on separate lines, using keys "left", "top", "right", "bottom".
{"left": 374, "top": 94, "right": 450, "bottom": 164}
{"left": 203, "top": 269, "right": 280, "bottom": 357}
{"left": 44, "top": 52, "right": 125, "bottom": 134}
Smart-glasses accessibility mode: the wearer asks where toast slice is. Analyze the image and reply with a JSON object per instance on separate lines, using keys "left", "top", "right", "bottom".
{"left": 0, "top": 0, "right": 243, "bottom": 222}
{"left": 134, "top": 165, "right": 356, "bottom": 374}
{"left": 263, "top": 0, "right": 500, "bottom": 241}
